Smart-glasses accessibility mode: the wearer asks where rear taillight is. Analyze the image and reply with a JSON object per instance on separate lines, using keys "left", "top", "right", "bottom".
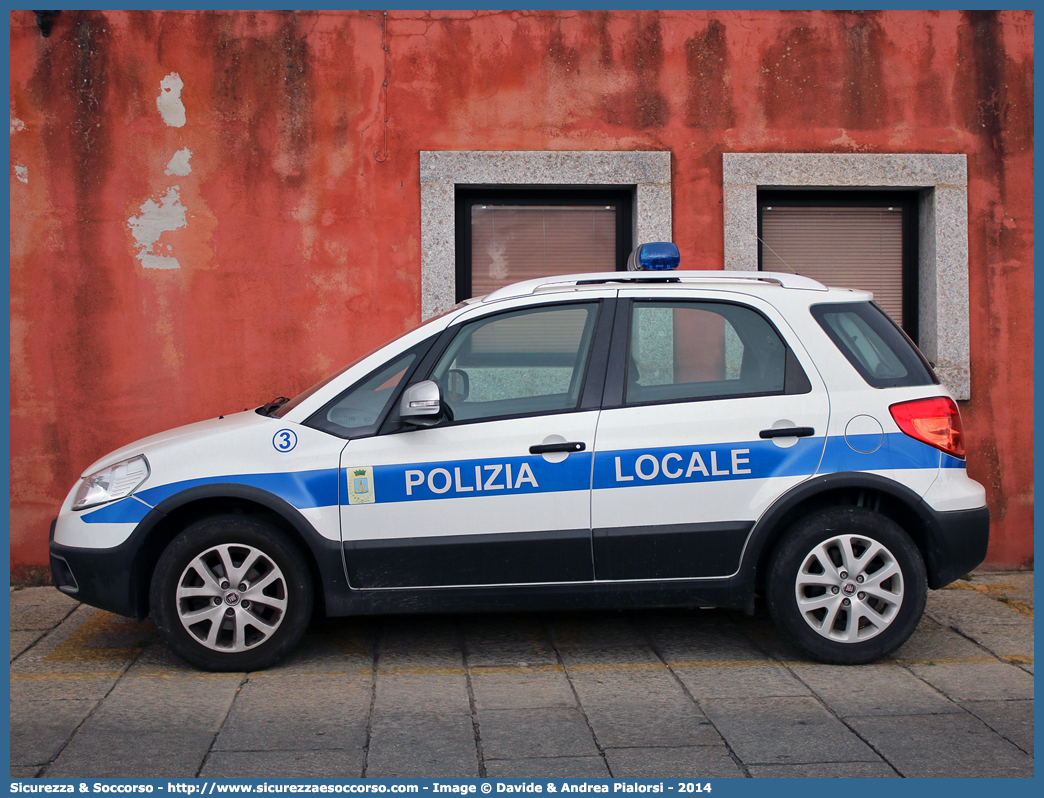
{"left": 889, "top": 397, "right": 965, "bottom": 459}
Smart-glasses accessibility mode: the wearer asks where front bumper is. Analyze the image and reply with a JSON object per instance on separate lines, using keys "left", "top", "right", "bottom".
{"left": 49, "top": 518, "right": 144, "bottom": 618}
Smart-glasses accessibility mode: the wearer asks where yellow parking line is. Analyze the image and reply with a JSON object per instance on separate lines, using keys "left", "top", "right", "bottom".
{"left": 1001, "top": 654, "right": 1034, "bottom": 664}
{"left": 11, "top": 652, "right": 1031, "bottom": 682}
{"left": 944, "top": 581, "right": 1034, "bottom": 620}
{"left": 122, "top": 670, "right": 246, "bottom": 679}
{"left": 995, "top": 598, "right": 1032, "bottom": 619}
{"left": 11, "top": 671, "right": 125, "bottom": 681}
{"left": 565, "top": 661, "right": 667, "bottom": 673}
{"left": 892, "top": 655, "right": 1033, "bottom": 667}
{"left": 668, "top": 659, "right": 786, "bottom": 669}
{"left": 946, "top": 582, "right": 1016, "bottom": 591}
{"left": 43, "top": 611, "right": 152, "bottom": 663}
{"left": 470, "top": 664, "right": 565, "bottom": 675}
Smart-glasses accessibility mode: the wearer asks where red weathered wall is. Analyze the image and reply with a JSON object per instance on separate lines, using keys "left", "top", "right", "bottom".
{"left": 9, "top": 10, "right": 1034, "bottom": 573}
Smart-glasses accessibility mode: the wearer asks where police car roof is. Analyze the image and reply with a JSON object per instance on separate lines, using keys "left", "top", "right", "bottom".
{"left": 482, "top": 270, "right": 830, "bottom": 303}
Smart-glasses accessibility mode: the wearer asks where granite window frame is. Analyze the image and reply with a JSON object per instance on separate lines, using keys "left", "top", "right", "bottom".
{"left": 723, "top": 153, "right": 970, "bottom": 399}
{"left": 420, "top": 150, "right": 672, "bottom": 319}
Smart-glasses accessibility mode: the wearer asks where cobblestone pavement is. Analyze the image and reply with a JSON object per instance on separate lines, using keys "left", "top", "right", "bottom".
{"left": 9, "top": 572, "right": 1033, "bottom": 779}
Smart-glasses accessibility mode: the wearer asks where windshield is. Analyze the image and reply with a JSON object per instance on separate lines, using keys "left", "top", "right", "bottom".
{"left": 271, "top": 330, "right": 418, "bottom": 419}
{"left": 271, "top": 306, "right": 464, "bottom": 419}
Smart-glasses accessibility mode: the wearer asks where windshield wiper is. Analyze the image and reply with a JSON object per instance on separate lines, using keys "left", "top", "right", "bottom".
{"left": 259, "top": 396, "right": 290, "bottom": 417}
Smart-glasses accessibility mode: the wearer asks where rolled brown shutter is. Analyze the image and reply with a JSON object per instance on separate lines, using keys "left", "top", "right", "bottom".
{"left": 761, "top": 206, "right": 904, "bottom": 326}
{"left": 470, "top": 205, "right": 618, "bottom": 297}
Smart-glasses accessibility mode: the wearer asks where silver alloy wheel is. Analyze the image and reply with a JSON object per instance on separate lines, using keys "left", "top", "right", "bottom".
{"left": 794, "top": 533, "right": 904, "bottom": 643}
{"left": 175, "top": 543, "right": 288, "bottom": 653}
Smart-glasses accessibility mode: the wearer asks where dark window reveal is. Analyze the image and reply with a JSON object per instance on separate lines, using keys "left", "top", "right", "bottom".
{"left": 455, "top": 188, "right": 633, "bottom": 303}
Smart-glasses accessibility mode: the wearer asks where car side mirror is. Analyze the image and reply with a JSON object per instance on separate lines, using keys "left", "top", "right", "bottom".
{"left": 399, "top": 380, "right": 444, "bottom": 427}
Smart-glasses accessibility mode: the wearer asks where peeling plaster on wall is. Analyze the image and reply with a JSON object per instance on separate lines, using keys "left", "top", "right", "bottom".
{"left": 128, "top": 187, "right": 187, "bottom": 269}
{"left": 10, "top": 115, "right": 25, "bottom": 134}
{"left": 165, "top": 147, "right": 193, "bottom": 176}
{"left": 157, "top": 73, "right": 186, "bottom": 128}
{"left": 14, "top": 165, "right": 28, "bottom": 184}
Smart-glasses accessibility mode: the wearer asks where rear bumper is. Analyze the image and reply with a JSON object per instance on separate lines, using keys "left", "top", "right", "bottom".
{"left": 922, "top": 504, "right": 990, "bottom": 589}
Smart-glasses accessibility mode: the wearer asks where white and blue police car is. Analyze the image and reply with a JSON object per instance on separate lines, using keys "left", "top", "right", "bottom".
{"left": 50, "top": 243, "right": 989, "bottom": 670}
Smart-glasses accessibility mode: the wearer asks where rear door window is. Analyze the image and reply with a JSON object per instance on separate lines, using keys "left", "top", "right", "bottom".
{"left": 625, "top": 300, "right": 810, "bottom": 405}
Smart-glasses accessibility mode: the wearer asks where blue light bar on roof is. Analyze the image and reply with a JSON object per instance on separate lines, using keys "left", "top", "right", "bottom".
{"left": 627, "top": 241, "right": 680, "bottom": 271}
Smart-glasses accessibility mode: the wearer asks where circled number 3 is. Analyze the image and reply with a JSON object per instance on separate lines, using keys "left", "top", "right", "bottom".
{"left": 273, "top": 429, "right": 298, "bottom": 452}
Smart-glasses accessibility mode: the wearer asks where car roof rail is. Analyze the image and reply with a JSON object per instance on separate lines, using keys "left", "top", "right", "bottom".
{"left": 481, "top": 270, "right": 828, "bottom": 302}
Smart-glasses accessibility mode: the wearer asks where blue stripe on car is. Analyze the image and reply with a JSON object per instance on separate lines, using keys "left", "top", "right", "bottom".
{"left": 78, "top": 497, "right": 153, "bottom": 525}
{"left": 81, "top": 468, "right": 340, "bottom": 524}
{"left": 79, "top": 433, "right": 961, "bottom": 522}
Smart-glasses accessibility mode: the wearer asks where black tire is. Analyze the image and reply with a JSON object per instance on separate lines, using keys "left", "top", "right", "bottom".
{"left": 766, "top": 506, "right": 926, "bottom": 665}
{"left": 150, "top": 515, "right": 313, "bottom": 672}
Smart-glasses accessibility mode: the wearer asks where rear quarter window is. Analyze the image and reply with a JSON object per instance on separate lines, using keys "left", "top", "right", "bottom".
{"left": 811, "top": 302, "right": 938, "bottom": 389}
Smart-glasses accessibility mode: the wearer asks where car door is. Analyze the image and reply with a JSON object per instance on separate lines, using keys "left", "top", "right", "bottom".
{"left": 336, "top": 295, "right": 615, "bottom": 589}
{"left": 591, "top": 289, "right": 831, "bottom": 581}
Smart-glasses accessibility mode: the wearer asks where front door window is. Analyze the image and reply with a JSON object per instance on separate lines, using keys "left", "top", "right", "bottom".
{"left": 430, "top": 302, "right": 600, "bottom": 422}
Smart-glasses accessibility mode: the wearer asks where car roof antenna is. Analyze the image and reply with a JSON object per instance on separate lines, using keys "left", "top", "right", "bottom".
{"left": 755, "top": 234, "right": 799, "bottom": 275}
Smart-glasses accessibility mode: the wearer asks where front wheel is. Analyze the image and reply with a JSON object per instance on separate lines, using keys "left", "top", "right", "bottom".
{"left": 766, "top": 507, "right": 926, "bottom": 665}
{"left": 150, "top": 515, "right": 313, "bottom": 671}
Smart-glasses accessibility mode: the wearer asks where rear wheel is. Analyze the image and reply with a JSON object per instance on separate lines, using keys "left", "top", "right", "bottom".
{"left": 766, "top": 507, "right": 926, "bottom": 664}
{"left": 150, "top": 515, "right": 313, "bottom": 671}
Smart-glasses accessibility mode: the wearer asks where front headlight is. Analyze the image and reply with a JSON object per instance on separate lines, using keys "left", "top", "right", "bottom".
{"left": 72, "top": 455, "right": 151, "bottom": 511}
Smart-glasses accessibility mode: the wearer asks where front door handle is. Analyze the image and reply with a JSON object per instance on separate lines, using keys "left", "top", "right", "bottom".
{"left": 759, "top": 427, "right": 815, "bottom": 439}
{"left": 529, "top": 441, "right": 586, "bottom": 454}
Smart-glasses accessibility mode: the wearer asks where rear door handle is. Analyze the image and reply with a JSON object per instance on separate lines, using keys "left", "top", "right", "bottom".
{"left": 529, "top": 441, "right": 586, "bottom": 454}
{"left": 760, "top": 427, "right": 815, "bottom": 439}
